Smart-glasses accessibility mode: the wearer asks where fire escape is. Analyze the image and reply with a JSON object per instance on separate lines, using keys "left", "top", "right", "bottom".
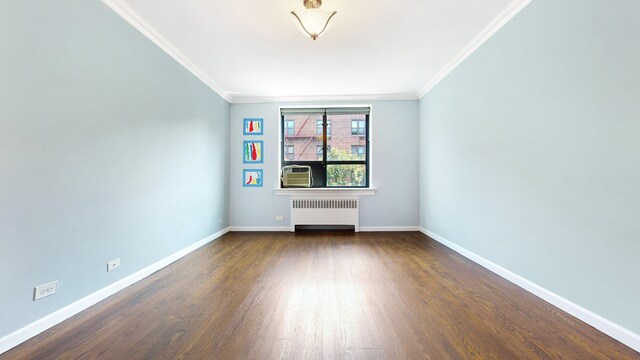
{"left": 286, "top": 115, "right": 316, "bottom": 159}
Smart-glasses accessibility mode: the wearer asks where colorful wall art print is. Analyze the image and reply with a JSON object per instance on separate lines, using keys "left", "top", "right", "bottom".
{"left": 243, "top": 169, "right": 263, "bottom": 187}
{"left": 243, "top": 140, "right": 264, "bottom": 164}
{"left": 243, "top": 118, "right": 263, "bottom": 135}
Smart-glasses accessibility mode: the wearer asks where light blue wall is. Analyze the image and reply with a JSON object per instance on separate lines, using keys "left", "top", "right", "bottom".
{"left": 419, "top": 0, "right": 640, "bottom": 333}
{"left": 0, "top": 0, "right": 229, "bottom": 338}
{"left": 230, "top": 101, "right": 419, "bottom": 228}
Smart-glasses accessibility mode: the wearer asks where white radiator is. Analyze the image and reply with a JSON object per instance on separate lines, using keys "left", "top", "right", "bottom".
{"left": 290, "top": 198, "right": 359, "bottom": 232}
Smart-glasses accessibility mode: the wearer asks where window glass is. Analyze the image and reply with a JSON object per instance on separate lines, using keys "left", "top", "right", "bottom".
{"left": 327, "top": 164, "right": 366, "bottom": 187}
{"left": 316, "top": 145, "right": 331, "bottom": 160}
{"left": 317, "top": 119, "right": 332, "bottom": 136}
{"left": 351, "top": 145, "right": 365, "bottom": 159}
{"left": 284, "top": 120, "right": 295, "bottom": 136}
{"left": 351, "top": 119, "right": 366, "bottom": 135}
{"left": 327, "top": 114, "right": 366, "bottom": 161}
{"left": 284, "top": 145, "right": 295, "bottom": 160}
{"left": 283, "top": 115, "right": 321, "bottom": 161}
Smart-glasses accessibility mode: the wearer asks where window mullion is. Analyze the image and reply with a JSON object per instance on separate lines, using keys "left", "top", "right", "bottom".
{"left": 322, "top": 111, "right": 327, "bottom": 187}
{"left": 365, "top": 114, "right": 370, "bottom": 187}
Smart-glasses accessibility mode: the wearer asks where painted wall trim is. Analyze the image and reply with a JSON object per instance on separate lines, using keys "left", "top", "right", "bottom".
{"left": 231, "top": 93, "right": 418, "bottom": 104}
{"left": 229, "top": 226, "right": 420, "bottom": 232}
{"left": 0, "top": 227, "right": 230, "bottom": 355}
{"left": 100, "top": 0, "right": 232, "bottom": 102}
{"left": 274, "top": 188, "right": 376, "bottom": 196}
{"left": 101, "top": 0, "right": 529, "bottom": 104}
{"left": 416, "top": 0, "right": 533, "bottom": 98}
{"left": 100, "top": 0, "right": 532, "bottom": 104}
{"left": 228, "top": 226, "right": 291, "bottom": 232}
{"left": 359, "top": 226, "right": 420, "bottom": 232}
{"left": 419, "top": 228, "right": 640, "bottom": 353}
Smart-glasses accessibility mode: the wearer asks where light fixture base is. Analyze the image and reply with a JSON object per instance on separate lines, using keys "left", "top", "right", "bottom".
{"left": 303, "top": 0, "right": 322, "bottom": 9}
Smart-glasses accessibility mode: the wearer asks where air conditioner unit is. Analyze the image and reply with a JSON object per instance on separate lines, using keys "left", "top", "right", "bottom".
{"left": 282, "top": 165, "right": 312, "bottom": 187}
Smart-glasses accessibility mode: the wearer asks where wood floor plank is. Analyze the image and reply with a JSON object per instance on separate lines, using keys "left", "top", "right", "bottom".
{"left": 2, "top": 231, "right": 638, "bottom": 359}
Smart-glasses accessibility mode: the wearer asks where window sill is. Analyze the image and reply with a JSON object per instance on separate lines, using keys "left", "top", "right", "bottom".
{"left": 274, "top": 188, "right": 376, "bottom": 196}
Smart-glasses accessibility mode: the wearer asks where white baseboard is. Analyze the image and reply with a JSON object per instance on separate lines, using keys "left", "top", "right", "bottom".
{"left": 359, "top": 226, "right": 420, "bottom": 232}
{"left": 228, "top": 226, "right": 290, "bottom": 232}
{"left": 229, "top": 226, "right": 421, "bottom": 233}
{"left": 0, "top": 227, "right": 230, "bottom": 355}
{"left": 419, "top": 228, "right": 640, "bottom": 353}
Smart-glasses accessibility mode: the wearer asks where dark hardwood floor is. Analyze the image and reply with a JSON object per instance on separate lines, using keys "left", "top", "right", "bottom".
{"left": 3, "top": 231, "right": 638, "bottom": 359}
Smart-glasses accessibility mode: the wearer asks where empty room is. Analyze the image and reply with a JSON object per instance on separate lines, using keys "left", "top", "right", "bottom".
{"left": 1, "top": 0, "right": 639, "bottom": 358}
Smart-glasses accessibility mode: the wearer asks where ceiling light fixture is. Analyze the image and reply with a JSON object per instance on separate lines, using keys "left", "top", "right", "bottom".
{"left": 291, "top": 0, "right": 337, "bottom": 40}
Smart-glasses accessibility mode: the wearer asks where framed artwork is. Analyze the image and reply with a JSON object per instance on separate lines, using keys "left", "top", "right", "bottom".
{"left": 243, "top": 140, "right": 264, "bottom": 164}
{"left": 243, "top": 169, "right": 263, "bottom": 187}
{"left": 243, "top": 118, "right": 263, "bottom": 135}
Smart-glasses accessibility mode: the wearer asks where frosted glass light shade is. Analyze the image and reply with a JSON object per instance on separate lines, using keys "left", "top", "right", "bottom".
{"left": 291, "top": 9, "right": 337, "bottom": 40}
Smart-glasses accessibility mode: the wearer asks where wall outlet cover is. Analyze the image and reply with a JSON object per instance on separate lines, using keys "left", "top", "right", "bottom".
{"left": 107, "top": 258, "right": 121, "bottom": 272}
{"left": 34, "top": 281, "right": 58, "bottom": 301}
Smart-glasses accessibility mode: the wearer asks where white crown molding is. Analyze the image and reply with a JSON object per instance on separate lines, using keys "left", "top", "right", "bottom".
{"left": 230, "top": 93, "right": 419, "bottom": 104}
{"left": 101, "top": 0, "right": 233, "bottom": 103}
{"left": 417, "top": 0, "right": 533, "bottom": 98}
{"left": 0, "top": 227, "right": 230, "bottom": 355}
{"left": 102, "top": 0, "right": 531, "bottom": 104}
{"left": 419, "top": 227, "right": 640, "bottom": 353}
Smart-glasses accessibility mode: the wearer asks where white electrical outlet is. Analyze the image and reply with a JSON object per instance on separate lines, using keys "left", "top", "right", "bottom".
{"left": 34, "top": 281, "right": 58, "bottom": 301}
{"left": 276, "top": 216, "right": 284, "bottom": 221}
{"left": 107, "top": 258, "right": 121, "bottom": 272}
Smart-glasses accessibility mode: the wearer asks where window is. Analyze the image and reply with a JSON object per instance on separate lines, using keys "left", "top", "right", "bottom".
{"left": 316, "top": 145, "right": 331, "bottom": 160}
{"left": 284, "top": 145, "right": 294, "bottom": 160}
{"left": 351, "top": 119, "right": 366, "bottom": 135}
{"left": 317, "top": 119, "right": 331, "bottom": 136}
{"left": 281, "top": 107, "right": 370, "bottom": 188}
{"left": 351, "top": 145, "right": 365, "bottom": 159}
{"left": 284, "top": 120, "right": 294, "bottom": 136}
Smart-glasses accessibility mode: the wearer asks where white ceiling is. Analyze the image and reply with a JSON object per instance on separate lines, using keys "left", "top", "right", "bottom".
{"left": 105, "top": 0, "right": 529, "bottom": 102}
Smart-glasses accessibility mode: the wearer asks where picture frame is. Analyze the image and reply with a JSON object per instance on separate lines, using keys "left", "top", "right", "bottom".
{"left": 243, "top": 169, "right": 263, "bottom": 187}
{"left": 243, "top": 118, "right": 264, "bottom": 135}
{"left": 243, "top": 140, "right": 264, "bottom": 164}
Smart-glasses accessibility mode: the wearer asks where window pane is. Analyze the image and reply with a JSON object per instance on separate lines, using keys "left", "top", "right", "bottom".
{"left": 316, "top": 145, "right": 331, "bottom": 160}
{"left": 284, "top": 145, "right": 295, "bottom": 160}
{"left": 327, "top": 114, "right": 366, "bottom": 161}
{"left": 283, "top": 114, "right": 323, "bottom": 161}
{"left": 327, "top": 164, "right": 366, "bottom": 187}
{"left": 284, "top": 120, "right": 294, "bottom": 135}
{"left": 316, "top": 119, "right": 332, "bottom": 136}
{"left": 350, "top": 145, "right": 365, "bottom": 159}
